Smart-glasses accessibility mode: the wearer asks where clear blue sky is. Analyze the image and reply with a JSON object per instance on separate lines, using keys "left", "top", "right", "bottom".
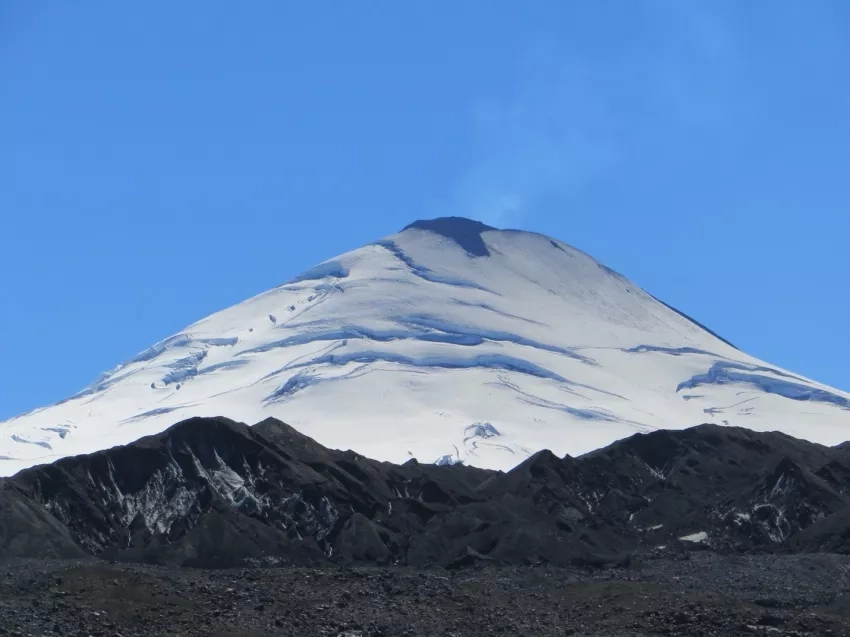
{"left": 1, "top": 1, "right": 848, "bottom": 420}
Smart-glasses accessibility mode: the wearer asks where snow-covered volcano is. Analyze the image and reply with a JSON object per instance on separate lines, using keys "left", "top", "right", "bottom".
{"left": 2, "top": 217, "right": 848, "bottom": 476}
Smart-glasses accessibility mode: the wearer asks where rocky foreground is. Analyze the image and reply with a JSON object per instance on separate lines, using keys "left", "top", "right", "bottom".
{"left": 3, "top": 551, "right": 850, "bottom": 637}
{"left": 6, "top": 418, "right": 850, "bottom": 635}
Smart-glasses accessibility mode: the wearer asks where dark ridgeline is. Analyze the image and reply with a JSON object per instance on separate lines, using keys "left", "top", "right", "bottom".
{"left": 3, "top": 416, "right": 850, "bottom": 568}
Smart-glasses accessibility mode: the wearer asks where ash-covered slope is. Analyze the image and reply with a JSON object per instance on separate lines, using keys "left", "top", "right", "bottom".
{"left": 0, "top": 416, "right": 624, "bottom": 567}
{"left": 5, "top": 416, "right": 850, "bottom": 567}
{"left": 1, "top": 217, "right": 848, "bottom": 475}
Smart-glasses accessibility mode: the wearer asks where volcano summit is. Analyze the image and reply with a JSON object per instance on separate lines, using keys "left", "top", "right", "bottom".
{"left": 1, "top": 217, "right": 847, "bottom": 476}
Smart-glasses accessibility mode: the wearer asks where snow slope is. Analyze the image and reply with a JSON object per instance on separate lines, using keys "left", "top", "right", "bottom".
{"left": 2, "top": 217, "right": 848, "bottom": 476}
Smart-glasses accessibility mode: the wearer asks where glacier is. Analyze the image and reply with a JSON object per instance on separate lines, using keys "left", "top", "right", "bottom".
{"left": 1, "top": 216, "right": 848, "bottom": 476}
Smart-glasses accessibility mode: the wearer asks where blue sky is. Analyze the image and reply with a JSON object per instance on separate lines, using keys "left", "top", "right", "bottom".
{"left": 1, "top": 1, "right": 848, "bottom": 420}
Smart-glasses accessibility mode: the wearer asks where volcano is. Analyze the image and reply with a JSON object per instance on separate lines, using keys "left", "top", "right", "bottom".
{"left": 2, "top": 217, "right": 848, "bottom": 476}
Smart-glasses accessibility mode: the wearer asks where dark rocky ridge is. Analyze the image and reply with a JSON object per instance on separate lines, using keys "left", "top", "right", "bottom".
{"left": 4, "top": 417, "right": 850, "bottom": 568}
